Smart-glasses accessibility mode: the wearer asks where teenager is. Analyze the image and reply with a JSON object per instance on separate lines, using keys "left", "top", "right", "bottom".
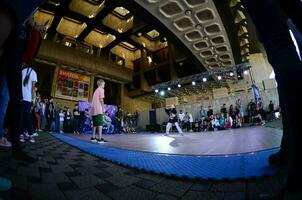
{"left": 90, "top": 79, "right": 107, "bottom": 143}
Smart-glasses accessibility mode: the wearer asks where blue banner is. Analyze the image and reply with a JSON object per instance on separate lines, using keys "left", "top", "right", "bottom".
{"left": 251, "top": 84, "right": 260, "bottom": 103}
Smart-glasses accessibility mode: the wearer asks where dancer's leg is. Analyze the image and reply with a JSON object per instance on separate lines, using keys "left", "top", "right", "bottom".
{"left": 165, "top": 122, "right": 172, "bottom": 135}
{"left": 174, "top": 122, "right": 184, "bottom": 135}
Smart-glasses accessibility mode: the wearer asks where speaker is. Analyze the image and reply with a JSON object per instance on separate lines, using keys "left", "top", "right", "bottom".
{"left": 149, "top": 110, "right": 156, "bottom": 125}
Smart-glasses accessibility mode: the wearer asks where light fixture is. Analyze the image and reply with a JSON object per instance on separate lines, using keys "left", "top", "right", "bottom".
{"left": 137, "top": 32, "right": 142, "bottom": 36}
{"left": 244, "top": 70, "right": 249, "bottom": 75}
{"left": 185, "top": 10, "right": 192, "bottom": 15}
{"left": 155, "top": 89, "right": 159, "bottom": 93}
{"left": 230, "top": 72, "right": 234, "bottom": 76}
{"left": 192, "top": 81, "right": 196, "bottom": 85}
{"left": 168, "top": 87, "right": 171, "bottom": 91}
{"left": 160, "top": 91, "right": 165, "bottom": 96}
{"left": 202, "top": 77, "right": 207, "bottom": 82}
{"left": 177, "top": 84, "right": 181, "bottom": 88}
{"left": 147, "top": 56, "right": 152, "bottom": 63}
{"left": 217, "top": 75, "right": 222, "bottom": 80}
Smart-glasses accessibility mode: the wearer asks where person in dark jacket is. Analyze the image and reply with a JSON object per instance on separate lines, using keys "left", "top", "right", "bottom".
{"left": 164, "top": 105, "right": 183, "bottom": 136}
{"left": 242, "top": 0, "right": 302, "bottom": 197}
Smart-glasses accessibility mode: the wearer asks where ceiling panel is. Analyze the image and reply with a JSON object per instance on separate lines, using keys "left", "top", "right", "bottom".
{"left": 34, "top": 9, "right": 55, "bottom": 28}
{"left": 102, "top": 7, "right": 133, "bottom": 33}
{"left": 84, "top": 29, "right": 116, "bottom": 48}
{"left": 69, "top": 0, "right": 105, "bottom": 18}
{"left": 56, "top": 17, "right": 87, "bottom": 38}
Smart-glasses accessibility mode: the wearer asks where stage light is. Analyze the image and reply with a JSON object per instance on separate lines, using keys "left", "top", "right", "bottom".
{"left": 230, "top": 72, "right": 234, "bottom": 76}
{"left": 168, "top": 87, "right": 171, "bottom": 91}
{"left": 217, "top": 76, "right": 222, "bottom": 80}
{"left": 192, "top": 81, "right": 196, "bottom": 85}
{"left": 177, "top": 84, "right": 181, "bottom": 88}
{"left": 147, "top": 56, "right": 152, "bottom": 63}
{"left": 202, "top": 77, "right": 207, "bottom": 82}
{"left": 155, "top": 89, "right": 159, "bottom": 93}
{"left": 244, "top": 70, "right": 249, "bottom": 75}
{"left": 160, "top": 91, "right": 165, "bottom": 96}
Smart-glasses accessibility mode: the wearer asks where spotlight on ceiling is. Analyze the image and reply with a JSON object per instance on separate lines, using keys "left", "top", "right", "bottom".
{"left": 160, "top": 91, "right": 165, "bottom": 96}
{"left": 230, "top": 72, "right": 234, "bottom": 76}
{"left": 147, "top": 56, "right": 152, "bottom": 63}
{"left": 244, "top": 70, "right": 249, "bottom": 75}
{"left": 167, "top": 87, "right": 171, "bottom": 91}
{"left": 177, "top": 84, "right": 181, "bottom": 88}
{"left": 155, "top": 89, "right": 159, "bottom": 93}
{"left": 217, "top": 75, "right": 222, "bottom": 80}
{"left": 202, "top": 77, "right": 207, "bottom": 82}
{"left": 192, "top": 81, "right": 196, "bottom": 85}
{"left": 137, "top": 32, "right": 142, "bottom": 36}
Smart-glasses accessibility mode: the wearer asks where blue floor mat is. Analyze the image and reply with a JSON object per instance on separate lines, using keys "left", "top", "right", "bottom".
{"left": 50, "top": 133, "right": 281, "bottom": 180}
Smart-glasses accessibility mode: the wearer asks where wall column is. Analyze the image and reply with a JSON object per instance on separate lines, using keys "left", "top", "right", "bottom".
{"left": 89, "top": 75, "right": 95, "bottom": 101}
{"left": 51, "top": 64, "right": 60, "bottom": 98}
{"left": 121, "top": 83, "right": 125, "bottom": 109}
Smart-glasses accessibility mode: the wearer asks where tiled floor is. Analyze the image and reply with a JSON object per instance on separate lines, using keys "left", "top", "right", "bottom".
{"left": 0, "top": 129, "right": 285, "bottom": 200}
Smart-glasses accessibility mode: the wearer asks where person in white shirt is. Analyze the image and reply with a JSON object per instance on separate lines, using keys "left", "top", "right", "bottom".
{"left": 189, "top": 113, "right": 194, "bottom": 132}
{"left": 20, "top": 65, "right": 37, "bottom": 143}
{"left": 178, "top": 110, "right": 185, "bottom": 129}
{"left": 59, "top": 109, "right": 64, "bottom": 133}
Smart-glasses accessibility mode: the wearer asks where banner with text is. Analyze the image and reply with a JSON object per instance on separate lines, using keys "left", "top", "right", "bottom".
{"left": 55, "top": 69, "right": 90, "bottom": 101}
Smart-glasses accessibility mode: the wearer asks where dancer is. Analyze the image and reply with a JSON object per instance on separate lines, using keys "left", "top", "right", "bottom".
{"left": 90, "top": 79, "right": 107, "bottom": 143}
{"left": 164, "top": 105, "right": 183, "bottom": 136}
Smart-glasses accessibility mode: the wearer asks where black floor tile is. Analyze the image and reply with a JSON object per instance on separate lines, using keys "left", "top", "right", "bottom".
{"left": 57, "top": 182, "right": 79, "bottom": 191}
{"left": 27, "top": 176, "right": 42, "bottom": 183}
{"left": 95, "top": 182, "right": 121, "bottom": 194}
{"left": 69, "top": 164, "right": 83, "bottom": 169}
{"left": 133, "top": 179, "right": 157, "bottom": 189}
{"left": 65, "top": 171, "right": 81, "bottom": 177}
{"left": 94, "top": 172, "right": 113, "bottom": 179}
{"left": 39, "top": 167, "right": 53, "bottom": 173}
{"left": 47, "top": 161, "right": 59, "bottom": 165}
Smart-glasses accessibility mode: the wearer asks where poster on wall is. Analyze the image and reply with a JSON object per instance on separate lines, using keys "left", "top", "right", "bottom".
{"left": 55, "top": 69, "right": 90, "bottom": 101}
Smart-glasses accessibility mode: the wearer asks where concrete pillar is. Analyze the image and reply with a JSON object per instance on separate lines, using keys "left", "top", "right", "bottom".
{"left": 89, "top": 75, "right": 95, "bottom": 101}
{"left": 51, "top": 64, "right": 60, "bottom": 97}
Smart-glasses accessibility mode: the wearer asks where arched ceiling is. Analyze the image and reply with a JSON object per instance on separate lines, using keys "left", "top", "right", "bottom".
{"left": 133, "top": 0, "right": 237, "bottom": 73}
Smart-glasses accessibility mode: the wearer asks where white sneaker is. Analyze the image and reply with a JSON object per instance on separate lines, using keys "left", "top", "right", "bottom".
{"left": 0, "top": 137, "right": 12, "bottom": 148}
{"left": 24, "top": 132, "right": 29, "bottom": 138}
{"left": 29, "top": 136, "right": 35, "bottom": 143}
{"left": 32, "top": 132, "right": 39, "bottom": 137}
{"left": 164, "top": 133, "right": 169, "bottom": 136}
{"left": 97, "top": 139, "right": 105, "bottom": 144}
{"left": 20, "top": 135, "right": 25, "bottom": 143}
{"left": 90, "top": 138, "right": 97, "bottom": 143}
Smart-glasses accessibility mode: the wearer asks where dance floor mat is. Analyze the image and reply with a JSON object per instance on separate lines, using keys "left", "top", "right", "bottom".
{"left": 50, "top": 133, "right": 281, "bottom": 180}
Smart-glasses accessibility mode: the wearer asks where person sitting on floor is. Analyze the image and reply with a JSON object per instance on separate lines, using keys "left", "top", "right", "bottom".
{"left": 104, "top": 111, "right": 114, "bottom": 134}
{"left": 224, "top": 114, "right": 233, "bottom": 129}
